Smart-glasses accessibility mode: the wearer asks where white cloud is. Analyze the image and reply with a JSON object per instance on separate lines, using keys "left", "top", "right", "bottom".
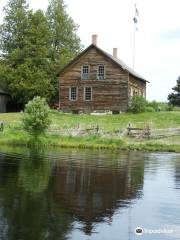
{"left": 1, "top": 0, "right": 180, "bottom": 101}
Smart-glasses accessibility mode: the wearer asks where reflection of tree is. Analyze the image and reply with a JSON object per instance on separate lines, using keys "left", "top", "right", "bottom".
{"left": 18, "top": 149, "right": 51, "bottom": 194}
{"left": 0, "top": 148, "right": 74, "bottom": 240}
{"left": 0, "top": 147, "right": 145, "bottom": 238}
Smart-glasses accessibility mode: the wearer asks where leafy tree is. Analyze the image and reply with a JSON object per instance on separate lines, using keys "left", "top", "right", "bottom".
{"left": 46, "top": 0, "right": 82, "bottom": 101}
{"left": 128, "top": 95, "right": 147, "bottom": 113}
{"left": 168, "top": 76, "right": 180, "bottom": 106}
{"left": 22, "top": 96, "right": 51, "bottom": 137}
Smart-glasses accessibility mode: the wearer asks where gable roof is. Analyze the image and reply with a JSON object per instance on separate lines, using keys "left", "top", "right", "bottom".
{"left": 59, "top": 44, "right": 149, "bottom": 83}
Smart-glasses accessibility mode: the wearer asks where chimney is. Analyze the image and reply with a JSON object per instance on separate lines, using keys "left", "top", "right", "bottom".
{"left": 113, "top": 48, "right": 118, "bottom": 58}
{"left": 92, "top": 34, "right": 98, "bottom": 46}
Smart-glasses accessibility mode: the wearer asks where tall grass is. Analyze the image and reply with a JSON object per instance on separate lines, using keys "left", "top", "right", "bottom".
{"left": 0, "top": 112, "right": 180, "bottom": 152}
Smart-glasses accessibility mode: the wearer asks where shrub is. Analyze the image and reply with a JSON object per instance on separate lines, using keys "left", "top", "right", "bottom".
{"left": 166, "top": 104, "right": 174, "bottom": 111}
{"left": 22, "top": 96, "right": 51, "bottom": 138}
{"left": 147, "top": 100, "right": 159, "bottom": 111}
{"left": 145, "top": 106, "right": 155, "bottom": 112}
{"left": 128, "top": 96, "right": 147, "bottom": 113}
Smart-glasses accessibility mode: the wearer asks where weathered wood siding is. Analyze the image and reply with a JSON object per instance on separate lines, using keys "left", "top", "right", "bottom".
{"left": 128, "top": 75, "right": 146, "bottom": 100}
{"left": 59, "top": 47, "right": 129, "bottom": 113}
{"left": 0, "top": 94, "right": 9, "bottom": 113}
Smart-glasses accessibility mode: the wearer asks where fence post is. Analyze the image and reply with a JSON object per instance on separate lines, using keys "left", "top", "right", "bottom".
{"left": 127, "top": 123, "right": 131, "bottom": 135}
{"left": 0, "top": 122, "right": 4, "bottom": 132}
{"left": 96, "top": 124, "right": 99, "bottom": 134}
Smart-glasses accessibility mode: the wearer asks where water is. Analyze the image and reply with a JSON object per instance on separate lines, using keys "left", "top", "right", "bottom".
{"left": 0, "top": 146, "right": 180, "bottom": 240}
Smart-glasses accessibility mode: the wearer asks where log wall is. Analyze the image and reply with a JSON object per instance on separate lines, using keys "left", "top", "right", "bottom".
{"left": 128, "top": 75, "right": 146, "bottom": 99}
{"left": 59, "top": 47, "right": 146, "bottom": 113}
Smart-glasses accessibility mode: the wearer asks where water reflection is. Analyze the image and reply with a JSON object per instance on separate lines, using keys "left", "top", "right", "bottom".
{"left": 0, "top": 147, "right": 145, "bottom": 238}
{"left": 0, "top": 147, "right": 179, "bottom": 240}
{"left": 18, "top": 148, "right": 51, "bottom": 194}
{"left": 52, "top": 150, "right": 144, "bottom": 235}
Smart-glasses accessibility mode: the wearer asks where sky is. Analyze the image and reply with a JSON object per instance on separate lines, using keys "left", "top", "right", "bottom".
{"left": 1, "top": 0, "right": 180, "bottom": 101}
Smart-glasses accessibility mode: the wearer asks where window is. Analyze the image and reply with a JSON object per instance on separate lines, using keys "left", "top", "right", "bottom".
{"left": 84, "top": 87, "right": 92, "bottom": 101}
{"left": 69, "top": 87, "right": 77, "bottom": 101}
{"left": 98, "top": 65, "right": 105, "bottom": 80}
{"left": 82, "top": 65, "right": 89, "bottom": 80}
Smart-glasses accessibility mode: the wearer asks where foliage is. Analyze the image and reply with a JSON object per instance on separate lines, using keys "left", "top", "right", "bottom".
{"left": 166, "top": 103, "right": 174, "bottom": 111}
{"left": 0, "top": 0, "right": 82, "bottom": 106}
{"left": 0, "top": 3, "right": 54, "bottom": 106}
{"left": 128, "top": 96, "right": 147, "bottom": 113}
{"left": 168, "top": 76, "right": 180, "bottom": 106}
{"left": 46, "top": 0, "right": 82, "bottom": 102}
{"left": 0, "top": 0, "right": 29, "bottom": 54}
{"left": 147, "top": 100, "right": 159, "bottom": 111}
{"left": 145, "top": 106, "right": 155, "bottom": 112}
{"left": 22, "top": 96, "right": 51, "bottom": 137}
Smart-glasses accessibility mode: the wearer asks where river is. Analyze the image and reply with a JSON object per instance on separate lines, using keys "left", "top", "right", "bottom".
{"left": 0, "top": 146, "right": 179, "bottom": 240}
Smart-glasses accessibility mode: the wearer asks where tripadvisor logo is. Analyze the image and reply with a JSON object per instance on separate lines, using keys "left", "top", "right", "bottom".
{"left": 135, "top": 227, "right": 143, "bottom": 236}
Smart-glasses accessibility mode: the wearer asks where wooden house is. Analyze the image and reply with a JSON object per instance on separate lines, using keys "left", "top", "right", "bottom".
{"left": 0, "top": 89, "right": 9, "bottom": 113}
{"left": 59, "top": 35, "right": 148, "bottom": 114}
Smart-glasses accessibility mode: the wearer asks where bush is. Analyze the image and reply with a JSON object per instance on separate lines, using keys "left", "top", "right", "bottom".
{"left": 147, "top": 100, "right": 159, "bottom": 111}
{"left": 166, "top": 104, "right": 174, "bottom": 111}
{"left": 22, "top": 96, "right": 51, "bottom": 137}
{"left": 128, "top": 96, "right": 147, "bottom": 113}
{"left": 145, "top": 106, "right": 155, "bottom": 112}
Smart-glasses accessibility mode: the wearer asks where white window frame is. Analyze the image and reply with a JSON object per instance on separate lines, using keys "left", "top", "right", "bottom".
{"left": 84, "top": 87, "right": 92, "bottom": 101}
{"left": 81, "top": 64, "right": 90, "bottom": 80}
{"left": 97, "top": 64, "right": 105, "bottom": 80}
{"left": 69, "top": 87, "right": 78, "bottom": 101}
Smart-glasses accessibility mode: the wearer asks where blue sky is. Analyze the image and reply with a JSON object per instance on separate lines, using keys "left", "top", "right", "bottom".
{"left": 1, "top": 0, "right": 180, "bottom": 101}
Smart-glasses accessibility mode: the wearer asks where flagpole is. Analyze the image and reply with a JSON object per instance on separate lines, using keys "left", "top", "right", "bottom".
{"left": 133, "top": 21, "right": 136, "bottom": 70}
{"left": 133, "top": 3, "right": 138, "bottom": 70}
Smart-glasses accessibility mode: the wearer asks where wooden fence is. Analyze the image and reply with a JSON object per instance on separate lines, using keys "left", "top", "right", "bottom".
{"left": 127, "top": 124, "right": 180, "bottom": 139}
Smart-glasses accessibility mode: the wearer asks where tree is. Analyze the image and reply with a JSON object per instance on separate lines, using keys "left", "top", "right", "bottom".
{"left": 168, "top": 76, "right": 180, "bottom": 106}
{"left": 0, "top": 2, "right": 54, "bottom": 106}
{"left": 22, "top": 96, "right": 51, "bottom": 137}
{"left": 7, "top": 10, "right": 54, "bottom": 105}
{"left": 0, "top": 0, "right": 82, "bottom": 107}
{"left": 46, "top": 0, "right": 82, "bottom": 101}
{"left": 0, "top": 0, "right": 29, "bottom": 56}
{"left": 128, "top": 95, "right": 147, "bottom": 113}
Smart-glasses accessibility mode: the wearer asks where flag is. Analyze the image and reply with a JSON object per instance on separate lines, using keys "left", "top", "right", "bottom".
{"left": 133, "top": 3, "right": 139, "bottom": 31}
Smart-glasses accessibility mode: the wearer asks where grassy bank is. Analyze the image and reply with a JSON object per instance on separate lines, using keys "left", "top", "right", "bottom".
{"left": 0, "top": 111, "right": 180, "bottom": 152}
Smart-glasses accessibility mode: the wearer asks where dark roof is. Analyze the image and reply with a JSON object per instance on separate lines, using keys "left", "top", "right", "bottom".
{"left": 59, "top": 44, "right": 149, "bottom": 83}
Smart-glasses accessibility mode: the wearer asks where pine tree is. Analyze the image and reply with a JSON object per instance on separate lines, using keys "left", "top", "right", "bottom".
{"left": 46, "top": 0, "right": 82, "bottom": 101}
{"left": 8, "top": 10, "right": 54, "bottom": 104}
{"left": 0, "top": 0, "right": 82, "bottom": 107}
{"left": 0, "top": 0, "right": 29, "bottom": 56}
{"left": 168, "top": 76, "right": 180, "bottom": 106}
{"left": 0, "top": 1, "right": 54, "bottom": 106}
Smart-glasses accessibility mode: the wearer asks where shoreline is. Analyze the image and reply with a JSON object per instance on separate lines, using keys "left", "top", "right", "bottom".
{"left": 0, "top": 131, "right": 179, "bottom": 153}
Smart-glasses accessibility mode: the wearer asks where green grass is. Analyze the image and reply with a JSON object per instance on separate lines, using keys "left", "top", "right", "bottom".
{"left": 1, "top": 111, "right": 180, "bottom": 130}
{"left": 0, "top": 111, "right": 180, "bottom": 152}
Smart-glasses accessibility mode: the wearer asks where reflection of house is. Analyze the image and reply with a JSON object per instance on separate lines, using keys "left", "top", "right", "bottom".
{"left": 59, "top": 35, "right": 149, "bottom": 113}
{"left": 0, "top": 89, "right": 10, "bottom": 113}
{"left": 53, "top": 151, "right": 144, "bottom": 235}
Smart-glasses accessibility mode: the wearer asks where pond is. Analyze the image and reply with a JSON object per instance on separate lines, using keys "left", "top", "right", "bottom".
{"left": 0, "top": 146, "right": 179, "bottom": 240}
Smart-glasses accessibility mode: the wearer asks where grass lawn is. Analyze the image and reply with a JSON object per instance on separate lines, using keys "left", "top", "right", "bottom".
{"left": 0, "top": 111, "right": 180, "bottom": 152}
